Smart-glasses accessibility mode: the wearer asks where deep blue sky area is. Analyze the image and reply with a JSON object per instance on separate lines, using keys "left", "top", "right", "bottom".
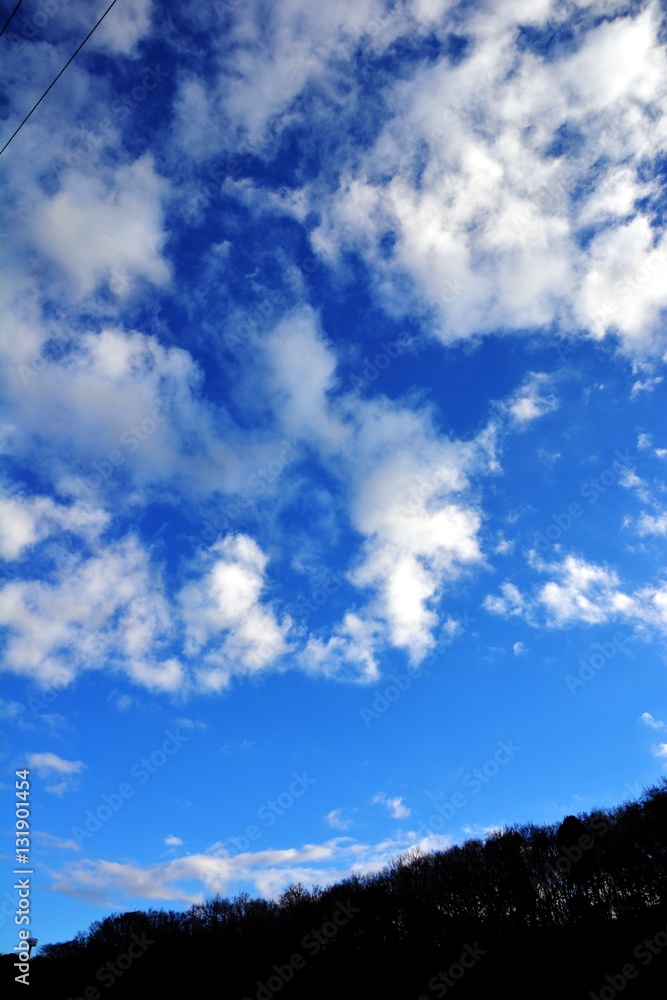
{"left": 1, "top": 0, "right": 666, "bottom": 952}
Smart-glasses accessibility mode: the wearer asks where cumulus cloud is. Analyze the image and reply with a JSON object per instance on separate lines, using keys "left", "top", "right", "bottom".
{"left": 48, "top": 831, "right": 429, "bottom": 906}
{"left": 33, "top": 830, "right": 81, "bottom": 852}
{"left": 372, "top": 793, "right": 411, "bottom": 819}
{"left": 32, "top": 155, "right": 170, "bottom": 299}
{"left": 180, "top": 534, "right": 292, "bottom": 691}
{"left": 505, "top": 373, "right": 559, "bottom": 426}
{"left": 325, "top": 809, "right": 354, "bottom": 831}
{"left": 483, "top": 583, "right": 527, "bottom": 619}
{"left": 0, "top": 493, "right": 109, "bottom": 561}
{"left": 92, "top": 0, "right": 153, "bottom": 56}
{"left": 636, "top": 513, "right": 667, "bottom": 538}
{"left": 26, "top": 752, "right": 85, "bottom": 795}
{"left": 303, "top": 1, "right": 667, "bottom": 357}
{"left": 0, "top": 699, "right": 25, "bottom": 721}
{"left": 262, "top": 311, "right": 489, "bottom": 666}
{"left": 300, "top": 613, "right": 382, "bottom": 684}
{"left": 0, "top": 317, "right": 271, "bottom": 504}
{"left": 640, "top": 712, "right": 665, "bottom": 730}
{"left": 484, "top": 552, "right": 667, "bottom": 635}
{"left": 26, "top": 752, "right": 84, "bottom": 775}
{"left": 0, "top": 534, "right": 179, "bottom": 691}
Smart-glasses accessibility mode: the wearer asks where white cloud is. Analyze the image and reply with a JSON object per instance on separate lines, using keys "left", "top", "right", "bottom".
{"left": 173, "top": 718, "right": 208, "bottom": 733}
{"left": 506, "top": 373, "right": 559, "bottom": 425}
{"left": 180, "top": 534, "right": 292, "bottom": 691}
{"left": 652, "top": 743, "right": 667, "bottom": 759}
{"left": 484, "top": 552, "right": 667, "bottom": 636}
{"left": 301, "top": 1, "right": 667, "bottom": 358}
{"left": 176, "top": 0, "right": 392, "bottom": 156}
{"left": 640, "top": 712, "right": 665, "bottom": 730}
{"left": 262, "top": 311, "right": 489, "bottom": 665}
{"left": 0, "top": 699, "right": 24, "bottom": 721}
{"left": 537, "top": 555, "right": 623, "bottom": 626}
{"left": 32, "top": 155, "right": 170, "bottom": 298}
{"left": 461, "top": 823, "right": 504, "bottom": 838}
{"left": 300, "top": 613, "right": 381, "bottom": 684}
{"left": 483, "top": 583, "right": 527, "bottom": 618}
{"left": 0, "top": 534, "right": 180, "bottom": 691}
{"left": 636, "top": 513, "right": 667, "bottom": 537}
{"left": 372, "top": 792, "right": 411, "bottom": 819}
{"left": 92, "top": 0, "right": 153, "bottom": 56}
{"left": 512, "top": 641, "right": 528, "bottom": 656}
{"left": 26, "top": 752, "right": 85, "bottom": 795}
{"left": 0, "top": 493, "right": 109, "bottom": 561}
{"left": 25, "top": 752, "right": 84, "bottom": 775}
{"left": 631, "top": 375, "right": 664, "bottom": 398}
{"left": 164, "top": 835, "right": 184, "bottom": 847}
{"left": 33, "top": 831, "right": 81, "bottom": 852}
{"left": 637, "top": 434, "right": 667, "bottom": 460}
{"left": 48, "top": 830, "right": 432, "bottom": 906}
{"left": 325, "top": 809, "right": 353, "bottom": 831}
{"left": 0, "top": 316, "right": 273, "bottom": 505}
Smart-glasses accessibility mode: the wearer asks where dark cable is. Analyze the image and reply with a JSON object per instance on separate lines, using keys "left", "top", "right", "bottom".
{"left": 0, "top": 0, "right": 25, "bottom": 38}
{"left": 0, "top": 0, "right": 120, "bottom": 157}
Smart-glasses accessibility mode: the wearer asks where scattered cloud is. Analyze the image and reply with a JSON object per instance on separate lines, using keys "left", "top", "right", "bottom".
{"left": 33, "top": 831, "right": 81, "bottom": 852}
{"left": 26, "top": 752, "right": 85, "bottom": 795}
{"left": 325, "top": 809, "right": 354, "bottom": 831}
{"left": 484, "top": 552, "right": 667, "bottom": 635}
{"left": 640, "top": 712, "right": 665, "bottom": 730}
{"left": 372, "top": 793, "right": 411, "bottom": 820}
{"left": 26, "top": 752, "right": 85, "bottom": 776}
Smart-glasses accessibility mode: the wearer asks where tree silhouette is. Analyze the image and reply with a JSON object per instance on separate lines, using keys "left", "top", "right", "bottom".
{"left": 7, "top": 780, "right": 665, "bottom": 999}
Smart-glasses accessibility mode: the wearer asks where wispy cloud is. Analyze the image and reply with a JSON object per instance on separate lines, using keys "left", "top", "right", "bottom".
{"left": 372, "top": 793, "right": 411, "bottom": 820}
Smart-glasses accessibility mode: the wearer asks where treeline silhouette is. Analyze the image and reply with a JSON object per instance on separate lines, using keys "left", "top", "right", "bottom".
{"left": 5, "top": 780, "right": 666, "bottom": 998}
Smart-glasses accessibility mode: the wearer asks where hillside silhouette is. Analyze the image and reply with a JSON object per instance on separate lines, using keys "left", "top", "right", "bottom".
{"left": 4, "top": 779, "right": 666, "bottom": 998}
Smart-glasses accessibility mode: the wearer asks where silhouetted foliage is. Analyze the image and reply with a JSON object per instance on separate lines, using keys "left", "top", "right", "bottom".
{"left": 4, "top": 780, "right": 666, "bottom": 998}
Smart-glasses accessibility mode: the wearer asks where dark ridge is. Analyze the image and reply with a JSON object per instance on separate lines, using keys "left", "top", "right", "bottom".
{"left": 3, "top": 779, "right": 666, "bottom": 998}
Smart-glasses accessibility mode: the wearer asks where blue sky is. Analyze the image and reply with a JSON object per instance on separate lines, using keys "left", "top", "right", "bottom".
{"left": 1, "top": 0, "right": 667, "bottom": 951}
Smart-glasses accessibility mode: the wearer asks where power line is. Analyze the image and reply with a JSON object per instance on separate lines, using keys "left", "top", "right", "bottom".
{"left": 0, "top": 0, "right": 119, "bottom": 157}
{"left": 0, "top": 0, "right": 25, "bottom": 38}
